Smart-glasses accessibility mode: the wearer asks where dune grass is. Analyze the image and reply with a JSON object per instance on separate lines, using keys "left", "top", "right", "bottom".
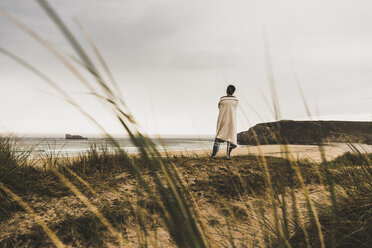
{"left": 1, "top": 1, "right": 372, "bottom": 247}
{"left": 1, "top": 137, "right": 372, "bottom": 247}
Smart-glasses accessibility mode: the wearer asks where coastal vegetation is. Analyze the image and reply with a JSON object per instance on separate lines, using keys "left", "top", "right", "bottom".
{"left": 0, "top": 138, "right": 372, "bottom": 247}
{"left": 1, "top": 1, "right": 371, "bottom": 247}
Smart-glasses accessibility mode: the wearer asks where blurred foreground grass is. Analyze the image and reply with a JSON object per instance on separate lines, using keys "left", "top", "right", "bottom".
{"left": 1, "top": 1, "right": 372, "bottom": 247}
{"left": 1, "top": 137, "right": 372, "bottom": 247}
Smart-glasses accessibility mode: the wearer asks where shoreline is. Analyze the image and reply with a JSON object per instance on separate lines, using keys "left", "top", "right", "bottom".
{"left": 163, "top": 143, "right": 372, "bottom": 163}
{"left": 28, "top": 143, "right": 372, "bottom": 165}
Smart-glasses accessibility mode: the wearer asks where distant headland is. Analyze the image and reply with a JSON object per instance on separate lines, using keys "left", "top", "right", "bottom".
{"left": 65, "top": 134, "right": 87, "bottom": 140}
{"left": 237, "top": 120, "right": 372, "bottom": 145}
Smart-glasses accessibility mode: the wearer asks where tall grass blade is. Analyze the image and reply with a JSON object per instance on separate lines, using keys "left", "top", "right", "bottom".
{"left": 31, "top": 1, "right": 210, "bottom": 246}
{"left": 73, "top": 18, "right": 125, "bottom": 103}
{"left": 263, "top": 27, "right": 281, "bottom": 121}
{"left": 0, "top": 8, "right": 96, "bottom": 94}
{"left": 49, "top": 167, "right": 129, "bottom": 247}
{"left": 35, "top": 0, "right": 114, "bottom": 98}
{"left": 0, "top": 182, "right": 66, "bottom": 248}
{"left": 289, "top": 57, "right": 312, "bottom": 119}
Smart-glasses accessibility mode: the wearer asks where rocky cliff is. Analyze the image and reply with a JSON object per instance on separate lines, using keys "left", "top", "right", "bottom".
{"left": 237, "top": 120, "right": 372, "bottom": 145}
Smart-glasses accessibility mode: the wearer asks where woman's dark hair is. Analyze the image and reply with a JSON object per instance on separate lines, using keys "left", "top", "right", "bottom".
{"left": 226, "top": 85, "right": 236, "bottom": 95}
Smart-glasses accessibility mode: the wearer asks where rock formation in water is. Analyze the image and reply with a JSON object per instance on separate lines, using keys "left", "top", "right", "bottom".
{"left": 237, "top": 120, "right": 372, "bottom": 145}
{"left": 65, "top": 134, "right": 87, "bottom": 140}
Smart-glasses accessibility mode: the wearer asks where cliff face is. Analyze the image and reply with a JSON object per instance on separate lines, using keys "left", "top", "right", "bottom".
{"left": 237, "top": 120, "right": 372, "bottom": 145}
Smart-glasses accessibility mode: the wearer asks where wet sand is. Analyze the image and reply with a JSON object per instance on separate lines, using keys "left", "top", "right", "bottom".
{"left": 31, "top": 143, "right": 371, "bottom": 165}
{"left": 166, "top": 143, "right": 372, "bottom": 163}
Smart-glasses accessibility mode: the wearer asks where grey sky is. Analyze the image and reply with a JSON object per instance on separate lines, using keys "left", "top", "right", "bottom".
{"left": 0, "top": 0, "right": 371, "bottom": 136}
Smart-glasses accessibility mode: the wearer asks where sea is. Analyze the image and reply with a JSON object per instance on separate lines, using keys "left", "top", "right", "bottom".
{"left": 13, "top": 136, "right": 216, "bottom": 157}
{"left": 9, "top": 136, "right": 372, "bottom": 159}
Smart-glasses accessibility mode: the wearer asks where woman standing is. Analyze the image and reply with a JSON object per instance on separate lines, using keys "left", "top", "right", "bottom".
{"left": 210, "top": 85, "right": 239, "bottom": 160}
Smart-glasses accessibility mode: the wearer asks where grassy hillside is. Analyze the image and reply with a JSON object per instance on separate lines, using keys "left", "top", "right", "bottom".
{"left": 1, "top": 3, "right": 371, "bottom": 246}
{"left": 1, "top": 137, "right": 372, "bottom": 247}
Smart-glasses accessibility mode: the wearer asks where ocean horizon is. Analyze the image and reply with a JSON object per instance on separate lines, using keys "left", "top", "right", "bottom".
{"left": 9, "top": 136, "right": 216, "bottom": 157}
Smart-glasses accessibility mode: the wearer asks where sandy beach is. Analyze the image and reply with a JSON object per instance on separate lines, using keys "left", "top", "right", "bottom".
{"left": 2, "top": 137, "right": 372, "bottom": 247}
{"left": 166, "top": 143, "right": 372, "bottom": 163}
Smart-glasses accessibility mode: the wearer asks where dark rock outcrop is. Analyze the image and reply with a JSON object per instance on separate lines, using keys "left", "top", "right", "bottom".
{"left": 65, "top": 134, "right": 87, "bottom": 140}
{"left": 237, "top": 120, "right": 372, "bottom": 145}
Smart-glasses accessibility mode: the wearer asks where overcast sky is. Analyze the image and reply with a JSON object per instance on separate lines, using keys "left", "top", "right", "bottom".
{"left": 0, "top": 0, "right": 371, "bottom": 137}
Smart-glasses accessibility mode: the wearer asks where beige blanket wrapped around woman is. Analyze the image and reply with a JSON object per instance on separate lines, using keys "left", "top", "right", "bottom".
{"left": 215, "top": 96, "right": 239, "bottom": 146}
